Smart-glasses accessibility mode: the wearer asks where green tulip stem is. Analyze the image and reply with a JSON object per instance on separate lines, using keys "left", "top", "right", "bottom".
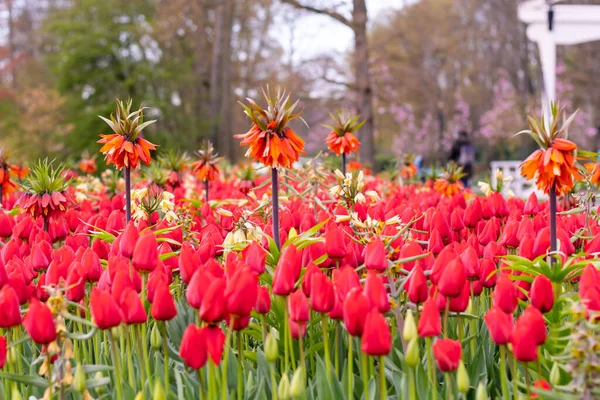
{"left": 426, "top": 337, "right": 437, "bottom": 400}
{"left": 361, "top": 351, "right": 369, "bottom": 400}
{"left": 162, "top": 322, "right": 169, "bottom": 395}
{"left": 108, "top": 330, "right": 123, "bottom": 400}
{"left": 221, "top": 318, "right": 235, "bottom": 400}
{"left": 379, "top": 356, "right": 387, "bottom": 400}
{"left": 321, "top": 314, "right": 331, "bottom": 381}
{"left": 500, "top": 345, "right": 510, "bottom": 400}
{"left": 408, "top": 366, "right": 417, "bottom": 400}
{"left": 348, "top": 334, "right": 354, "bottom": 399}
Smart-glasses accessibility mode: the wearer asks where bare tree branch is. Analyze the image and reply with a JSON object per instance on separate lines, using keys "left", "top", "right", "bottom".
{"left": 280, "top": 0, "right": 352, "bottom": 27}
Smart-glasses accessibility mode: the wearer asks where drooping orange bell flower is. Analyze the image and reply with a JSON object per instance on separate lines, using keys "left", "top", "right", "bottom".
{"left": 584, "top": 162, "right": 600, "bottom": 185}
{"left": 235, "top": 87, "right": 306, "bottom": 169}
{"left": 324, "top": 111, "right": 363, "bottom": 156}
{"left": 400, "top": 153, "right": 418, "bottom": 180}
{"left": 98, "top": 99, "right": 157, "bottom": 170}
{"left": 79, "top": 153, "right": 97, "bottom": 174}
{"left": 0, "top": 148, "right": 18, "bottom": 198}
{"left": 191, "top": 140, "right": 223, "bottom": 181}
{"left": 519, "top": 103, "right": 581, "bottom": 196}
{"left": 434, "top": 162, "right": 465, "bottom": 197}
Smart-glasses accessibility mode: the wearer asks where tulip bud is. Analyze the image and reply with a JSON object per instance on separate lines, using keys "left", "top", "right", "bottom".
{"left": 550, "top": 362, "right": 561, "bottom": 386}
{"left": 289, "top": 367, "right": 305, "bottom": 399}
{"left": 151, "top": 324, "right": 162, "bottom": 350}
{"left": 154, "top": 380, "right": 167, "bottom": 400}
{"left": 405, "top": 338, "right": 420, "bottom": 368}
{"left": 476, "top": 382, "right": 488, "bottom": 400}
{"left": 134, "top": 393, "right": 143, "bottom": 400}
{"left": 73, "top": 364, "right": 86, "bottom": 392}
{"left": 111, "top": 326, "right": 121, "bottom": 340}
{"left": 278, "top": 373, "right": 290, "bottom": 400}
{"left": 457, "top": 361, "right": 469, "bottom": 394}
{"left": 7, "top": 347, "right": 17, "bottom": 366}
{"left": 466, "top": 298, "right": 473, "bottom": 315}
{"left": 288, "top": 228, "right": 298, "bottom": 241}
{"left": 10, "top": 385, "right": 23, "bottom": 400}
{"left": 403, "top": 310, "right": 417, "bottom": 342}
{"left": 265, "top": 333, "right": 278, "bottom": 363}
{"left": 94, "top": 372, "right": 105, "bottom": 394}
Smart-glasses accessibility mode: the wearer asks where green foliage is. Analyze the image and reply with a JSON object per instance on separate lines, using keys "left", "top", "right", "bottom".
{"left": 21, "top": 158, "right": 71, "bottom": 195}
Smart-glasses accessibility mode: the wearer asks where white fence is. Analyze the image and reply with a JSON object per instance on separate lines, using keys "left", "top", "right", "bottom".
{"left": 489, "top": 161, "right": 546, "bottom": 199}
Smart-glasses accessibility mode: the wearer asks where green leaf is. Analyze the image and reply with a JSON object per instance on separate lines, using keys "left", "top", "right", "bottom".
{"left": 0, "top": 372, "right": 49, "bottom": 388}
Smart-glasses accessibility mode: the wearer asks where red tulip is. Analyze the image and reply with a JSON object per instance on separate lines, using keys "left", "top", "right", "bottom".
{"left": 301, "top": 263, "right": 320, "bottom": 297}
{"left": 288, "top": 289, "right": 310, "bottom": 322}
{"left": 120, "top": 221, "right": 139, "bottom": 258}
{"left": 364, "top": 238, "right": 388, "bottom": 272}
{"left": 119, "top": 288, "right": 147, "bottom": 325}
{"left": 151, "top": 282, "right": 177, "bottom": 321}
{"left": 333, "top": 266, "right": 362, "bottom": 303}
{"left": 417, "top": 298, "right": 441, "bottom": 337}
{"left": 361, "top": 309, "right": 391, "bottom": 356}
{"left": 272, "top": 244, "right": 301, "bottom": 296}
{"left": 0, "top": 336, "right": 6, "bottom": 369}
{"left": 532, "top": 379, "right": 551, "bottom": 397}
{"left": 289, "top": 319, "right": 307, "bottom": 339}
{"left": 180, "top": 324, "right": 207, "bottom": 370}
{"left": 0, "top": 285, "right": 22, "bottom": 328}
{"left": 404, "top": 265, "right": 428, "bottom": 304}
{"left": 179, "top": 243, "right": 199, "bottom": 284}
{"left": 463, "top": 198, "right": 482, "bottom": 228}
{"left": 484, "top": 306, "right": 513, "bottom": 345}
{"left": 132, "top": 230, "right": 159, "bottom": 272}
{"left": 325, "top": 224, "right": 347, "bottom": 259}
{"left": 492, "top": 274, "right": 518, "bottom": 314}
{"left": 30, "top": 245, "right": 50, "bottom": 271}
{"left": 243, "top": 241, "right": 266, "bottom": 275}
{"left": 432, "top": 338, "right": 462, "bottom": 372}
{"left": 23, "top": 298, "right": 57, "bottom": 345}
{"left": 200, "top": 278, "right": 226, "bottom": 323}
{"left": 90, "top": 288, "right": 123, "bottom": 330}
{"left": 186, "top": 268, "right": 214, "bottom": 310}
{"left": 254, "top": 286, "right": 271, "bottom": 314}
{"left": 343, "top": 288, "right": 372, "bottom": 337}
{"left": 460, "top": 245, "right": 480, "bottom": 280}
{"left": 66, "top": 266, "right": 86, "bottom": 303}
{"left": 530, "top": 275, "right": 554, "bottom": 313}
{"left": 364, "top": 271, "right": 390, "bottom": 313}
{"left": 448, "top": 281, "right": 470, "bottom": 313}
{"left": 225, "top": 267, "right": 258, "bottom": 317}
{"left": 201, "top": 325, "right": 225, "bottom": 365}
{"left": 310, "top": 270, "right": 335, "bottom": 313}
{"left": 82, "top": 248, "right": 102, "bottom": 282}
{"left": 518, "top": 306, "right": 547, "bottom": 345}
{"left": 510, "top": 322, "right": 538, "bottom": 362}
{"left": 523, "top": 192, "right": 539, "bottom": 216}
{"left": 479, "top": 258, "right": 497, "bottom": 288}
{"left": 438, "top": 258, "right": 466, "bottom": 298}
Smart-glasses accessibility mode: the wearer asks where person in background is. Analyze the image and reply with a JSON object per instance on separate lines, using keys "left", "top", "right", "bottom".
{"left": 449, "top": 130, "right": 475, "bottom": 187}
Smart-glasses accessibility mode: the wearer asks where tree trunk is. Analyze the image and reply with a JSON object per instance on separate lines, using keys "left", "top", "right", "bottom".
{"left": 352, "top": 0, "right": 374, "bottom": 167}
{"left": 219, "top": 0, "right": 235, "bottom": 161}
{"left": 7, "top": 0, "right": 16, "bottom": 88}
{"left": 210, "top": 2, "right": 224, "bottom": 149}
{"left": 193, "top": 0, "right": 210, "bottom": 142}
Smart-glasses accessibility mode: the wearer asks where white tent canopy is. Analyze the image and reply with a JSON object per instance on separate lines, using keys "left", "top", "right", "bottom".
{"left": 518, "top": 0, "right": 600, "bottom": 105}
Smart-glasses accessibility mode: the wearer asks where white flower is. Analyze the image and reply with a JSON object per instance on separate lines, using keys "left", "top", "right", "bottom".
{"left": 477, "top": 181, "right": 492, "bottom": 197}
{"left": 159, "top": 199, "right": 174, "bottom": 213}
{"left": 506, "top": 189, "right": 515, "bottom": 198}
{"left": 161, "top": 191, "right": 175, "bottom": 201}
{"left": 354, "top": 193, "right": 366, "bottom": 203}
{"left": 329, "top": 185, "right": 341, "bottom": 197}
{"left": 365, "top": 190, "right": 380, "bottom": 202}
{"left": 216, "top": 208, "right": 234, "bottom": 217}
{"left": 385, "top": 216, "right": 401, "bottom": 225}
{"left": 334, "top": 169, "right": 345, "bottom": 180}
{"left": 335, "top": 214, "right": 351, "bottom": 223}
{"left": 233, "top": 229, "right": 247, "bottom": 243}
{"left": 495, "top": 169, "right": 504, "bottom": 181}
{"left": 164, "top": 210, "right": 178, "bottom": 224}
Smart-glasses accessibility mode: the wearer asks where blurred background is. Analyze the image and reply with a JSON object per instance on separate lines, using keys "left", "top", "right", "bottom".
{"left": 1, "top": 0, "right": 600, "bottom": 172}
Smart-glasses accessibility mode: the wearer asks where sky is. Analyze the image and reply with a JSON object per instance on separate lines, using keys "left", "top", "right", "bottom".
{"left": 277, "top": 0, "right": 406, "bottom": 64}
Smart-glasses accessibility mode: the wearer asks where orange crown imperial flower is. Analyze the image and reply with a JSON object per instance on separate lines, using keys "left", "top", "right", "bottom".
{"left": 324, "top": 111, "right": 364, "bottom": 156}
{"left": 235, "top": 87, "right": 307, "bottom": 169}
{"left": 191, "top": 141, "right": 223, "bottom": 181}
{"left": 0, "top": 148, "right": 18, "bottom": 198}
{"left": 518, "top": 103, "right": 581, "bottom": 196}
{"left": 434, "top": 162, "right": 465, "bottom": 197}
{"left": 97, "top": 99, "right": 158, "bottom": 170}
